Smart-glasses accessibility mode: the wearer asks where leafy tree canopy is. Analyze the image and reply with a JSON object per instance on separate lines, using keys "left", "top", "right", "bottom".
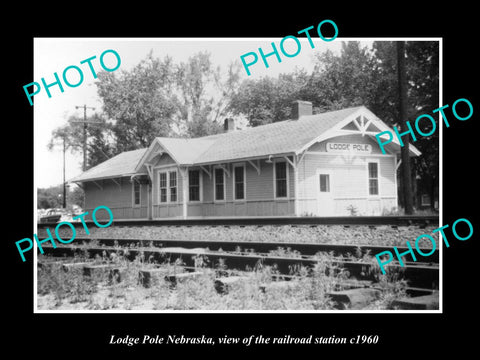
{"left": 50, "top": 51, "right": 241, "bottom": 169}
{"left": 37, "top": 185, "right": 84, "bottom": 210}
{"left": 228, "top": 41, "right": 439, "bottom": 184}
{"left": 49, "top": 41, "right": 438, "bottom": 193}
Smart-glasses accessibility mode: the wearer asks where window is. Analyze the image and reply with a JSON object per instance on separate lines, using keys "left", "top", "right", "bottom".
{"left": 169, "top": 171, "right": 177, "bottom": 202}
{"left": 133, "top": 181, "right": 141, "bottom": 206}
{"left": 275, "top": 161, "right": 287, "bottom": 198}
{"left": 234, "top": 165, "right": 245, "bottom": 200}
{"left": 421, "top": 194, "right": 431, "bottom": 206}
{"left": 214, "top": 168, "right": 225, "bottom": 201}
{"left": 189, "top": 170, "right": 200, "bottom": 201}
{"left": 159, "top": 172, "right": 167, "bottom": 203}
{"left": 158, "top": 170, "right": 177, "bottom": 203}
{"left": 319, "top": 174, "right": 330, "bottom": 192}
{"left": 368, "top": 162, "right": 379, "bottom": 195}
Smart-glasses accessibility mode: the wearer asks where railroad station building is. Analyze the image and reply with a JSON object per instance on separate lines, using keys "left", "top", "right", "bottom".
{"left": 69, "top": 101, "right": 420, "bottom": 219}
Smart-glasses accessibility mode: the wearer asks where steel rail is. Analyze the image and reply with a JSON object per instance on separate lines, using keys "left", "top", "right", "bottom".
{"left": 69, "top": 237, "right": 440, "bottom": 264}
{"left": 37, "top": 215, "right": 439, "bottom": 228}
{"left": 40, "top": 244, "right": 439, "bottom": 289}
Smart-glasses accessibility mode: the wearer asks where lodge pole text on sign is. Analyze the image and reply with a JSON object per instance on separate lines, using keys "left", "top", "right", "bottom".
{"left": 326, "top": 142, "right": 372, "bottom": 154}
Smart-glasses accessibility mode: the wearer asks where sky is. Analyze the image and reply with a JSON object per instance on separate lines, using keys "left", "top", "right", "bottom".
{"left": 33, "top": 37, "right": 371, "bottom": 189}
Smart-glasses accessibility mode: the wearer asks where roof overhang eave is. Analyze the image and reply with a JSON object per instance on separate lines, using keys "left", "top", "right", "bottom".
{"left": 366, "top": 134, "right": 421, "bottom": 157}
{"left": 193, "top": 152, "right": 297, "bottom": 167}
{"left": 68, "top": 172, "right": 148, "bottom": 184}
{"left": 294, "top": 106, "right": 423, "bottom": 157}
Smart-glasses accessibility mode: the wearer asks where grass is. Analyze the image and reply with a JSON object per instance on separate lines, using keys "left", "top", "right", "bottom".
{"left": 37, "top": 221, "right": 440, "bottom": 310}
{"left": 381, "top": 206, "right": 438, "bottom": 216}
{"left": 36, "top": 247, "right": 417, "bottom": 311}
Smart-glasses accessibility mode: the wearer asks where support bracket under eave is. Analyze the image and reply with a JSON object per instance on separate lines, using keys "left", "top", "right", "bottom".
{"left": 200, "top": 165, "right": 212, "bottom": 180}
{"left": 73, "top": 182, "right": 84, "bottom": 190}
{"left": 219, "top": 163, "right": 231, "bottom": 177}
{"left": 248, "top": 160, "right": 261, "bottom": 175}
{"left": 110, "top": 178, "right": 122, "bottom": 189}
{"left": 145, "top": 164, "right": 154, "bottom": 181}
{"left": 283, "top": 156, "right": 296, "bottom": 170}
{"left": 297, "top": 150, "right": 307, "bottom": 165}
{"left": 92, "top": 180, "right": 103, "bottom": 190}
{"left": 178, "top": 166, "right": 189, "bottom": 178}
{"left": 130, "top": 174, "right": 142, "bottom": 184}
{"left": 395, "top": 159, "right": 402, "bottom": 171}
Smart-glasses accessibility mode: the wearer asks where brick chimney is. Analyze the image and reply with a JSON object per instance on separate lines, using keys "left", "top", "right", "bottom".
{"left": 291, "top": 100, "right": 313, "bottom": 120}
{"left": 224, "top": 118, "right": 236, "bottom": 132}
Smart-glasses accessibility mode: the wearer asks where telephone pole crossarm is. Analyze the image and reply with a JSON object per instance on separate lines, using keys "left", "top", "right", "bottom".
{"left": 71, "top": 104, "right": 99, "bottom": 171}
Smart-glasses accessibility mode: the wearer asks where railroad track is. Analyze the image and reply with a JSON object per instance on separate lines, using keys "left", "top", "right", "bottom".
{"left": 37, "top": 217, "right": 440, "bottom": 310}
{"left": 37, "top": 215, "right": 439, "bottom": 228}
{"left": 68, "top": 237, "right": 440, "bottom": 264}
{"left": 39, "top": 237, "right": 439, "bottom": 292}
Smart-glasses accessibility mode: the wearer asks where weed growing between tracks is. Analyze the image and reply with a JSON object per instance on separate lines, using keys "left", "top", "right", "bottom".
{"left": 36, "top": 248, "right": 411, "bottom": 310}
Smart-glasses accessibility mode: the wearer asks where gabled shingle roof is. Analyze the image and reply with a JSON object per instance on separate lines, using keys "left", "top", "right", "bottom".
{"left": 137, "top": 106, "right": 363, "bottom": 168}
{"left": 153, "top": 137, "right": 217, "bottom": 164}
{"left": 191, "top": 106, "right": 363, "bottom": 164}
{"left": 69, "top": 148, "right": 147, "bottom": 182}
{"left": 70, "top": 106, "right": 416, "bottom": 183}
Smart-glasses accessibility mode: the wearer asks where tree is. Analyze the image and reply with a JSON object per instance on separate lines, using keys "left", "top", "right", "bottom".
{"left": 50, "top": 51, "right": 241, "bottom": 172}
{"left": 228, "top": 42, "right": 379, "bottom": 126}
{"left": 229, "top": 76, "right": 277, "bottom": 126}
{"left": 229, "top": 40, "right": 439, "bottom": 211}
{"left": 48, "top": 113, "right": 114, "bottom": 170}
{"left": 307, "top": 42, "right": 378, "bottom": 112}
{"left": 48, "top": 118, "right": 82, "bottom": 154}
{"left": 37, "top": 185, "right": 63, "bottom": 209}
{"left": 372, "top": 41, "right": 439, "bottom": 210}
{"left": 228, "top": 70, "right": 309, "bottom": 126}
{"left": 96, "top": 52, "right": 178, "bottom": 152}
{"left": 37, "top": 184, "right": 84, "bottom": 210}
{"left": 68, "top": 185, "right": 85, "bottom": 209}
{"left": 397, "top": 41, "right": 414, "bottom": 215}
{"left": 50, "top": 52, "right": 178, "bottom": 169}
{"left": 405, "top": 41, "right": 439, "bottom": 210}
{"left": 174, "top": 52, "right": 241, "bottom": 137}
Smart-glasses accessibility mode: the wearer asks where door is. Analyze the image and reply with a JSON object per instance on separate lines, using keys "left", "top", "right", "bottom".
{"left": 316, "top": 170, "right": 334, "bottom": 216}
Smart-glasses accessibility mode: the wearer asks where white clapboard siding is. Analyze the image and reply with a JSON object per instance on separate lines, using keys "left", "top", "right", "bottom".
{"left": 84, "top": 177, "right": 148, "bottom": 219}
{"left": 296, "top": 134, "right": 397, "bottom": 216}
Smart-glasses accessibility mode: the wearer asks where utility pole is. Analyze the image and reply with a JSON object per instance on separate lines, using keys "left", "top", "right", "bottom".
{"left": 63, "top": 135, "right": 66, "bottom": 208}
{"left": 70, "top": 104, "right": 100, "bottom": 171}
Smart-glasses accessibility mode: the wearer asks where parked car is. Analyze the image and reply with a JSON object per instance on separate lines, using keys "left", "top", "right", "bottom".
{"left": 39, "top": 209, "right": 62, "bottom": 223}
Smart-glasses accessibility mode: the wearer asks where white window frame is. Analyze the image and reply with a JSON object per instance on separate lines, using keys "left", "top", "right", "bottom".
{"left": 366, "top": 159, "right": 380, "bottom": 197}
{"left": 319, "top": 173, "right": 331, "bottom": 193}
{"left": 213, "top": 166, "right": 226, "bottom": 202}
{"left": 233, "top": 163, "right": 246, "bottom": 202}
{"left": 156, "top": 169, "right": 178, "bottom": 204}
{"left": 273, "top": 159, "right": 289, "bottom": 199}
{"left": 158, "top": 171, "right": 168, "bottom": 204}
{"left": 132, "top": 180, "right": 141, "bottom": 207}
{"left": 168, "top": 170, "right": 178, "bottom": 203}
{"left": 188, "top": 169, "right": 203, "bottom": 203}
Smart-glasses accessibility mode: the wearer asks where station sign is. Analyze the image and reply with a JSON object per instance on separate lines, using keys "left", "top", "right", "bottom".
{"left": 326, "top": 142, "right": 372, "bottom": 154}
